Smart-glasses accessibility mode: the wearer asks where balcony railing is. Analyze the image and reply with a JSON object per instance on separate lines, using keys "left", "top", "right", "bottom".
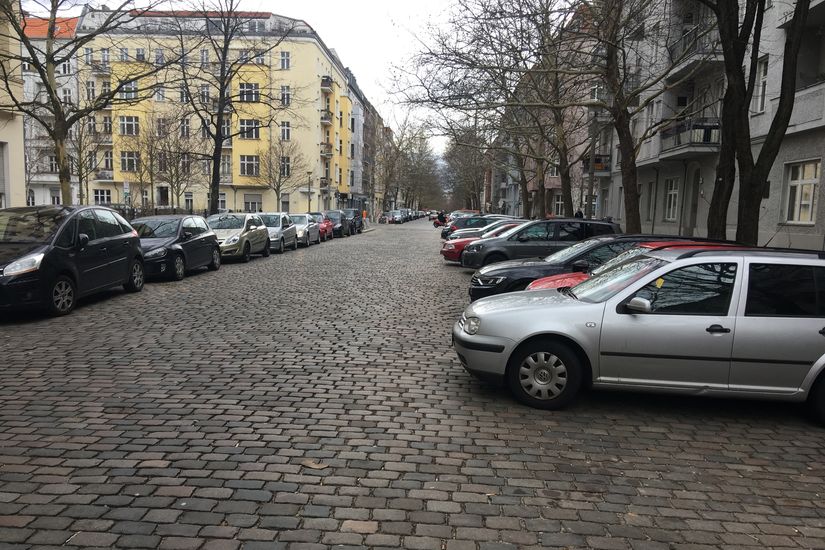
{"left": 90, "top": 62, "right": 110, "bottom": 74}
{"left": 660, "top": 117, "right": 720, "bottom": 152}
{"left": 667, "top": 24, "right": 721, "bottom": 63}
{"left": 582, "top": 154, "right": 611, "bottom": 173}
{"left": 319, "top": 176, "right": 331, "bottom": 187}
{"left": 320, "top": 142, "right": 333, "bottom": 157}
{"left": 96, "top": 170, "right": 113, "bottom": 180}
{"left": 96, "top": 132, "right": 112, "bottom": 144}
{"left": 320, "top": 109, "right": 333, "bottom": 125}
{"left": 321, "top": 76, "right": 333, "bottom": 92}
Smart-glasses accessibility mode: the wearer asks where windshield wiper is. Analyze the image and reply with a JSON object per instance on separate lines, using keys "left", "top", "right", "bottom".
{"left": 560, "top": 287, "right": 577, "bottom": 300}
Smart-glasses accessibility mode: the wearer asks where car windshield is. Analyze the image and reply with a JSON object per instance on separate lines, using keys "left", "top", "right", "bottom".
{"left": 591, "top": 245, "right": 653, "bottom": 276}
{"left": 259, "top": 215, "right": 280, "bottom": 227}
{"left": 326, "top": 212, "right": 342, "bottom": 221}
{"left": 0, "top": 207, "right": 71, "bottom": 244}
{"left": 207, "top": 215, "right": 243, "bottom": 229}
{"left": 573, "top": 256, "right": 666, "bottom": 303}
{"left": 291, "top": 215, "right": 308, "bottom": 224}
{"left": 132, "top": 218, "right": 180, "bottom": 238}
{"left": 543, "top": 239, "right": 599, "bottom": 263}
{"left": 342, "top": 209, "right": 357, "bottom": 217}
{"left": 481, "top": 222, "right": 521, "bottom": 238}
{"left": 310, "top": 213, "right": 324, "bottom": 222}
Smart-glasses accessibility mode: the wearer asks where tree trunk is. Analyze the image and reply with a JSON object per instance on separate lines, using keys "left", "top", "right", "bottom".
{"left": 559, "top": 164, "right": 574, "bottom": 217}
{"left": 706, "top": 85, "right": 738, "bottom": 239}
{"left": 209, "top": 142, "right": 222, "bottom": 214}
{"left": 54, "top": 133, "right": 72, "bottom": 205}
{"left": 614, "top": 111, "right": 641, "bottom": 232}
{"left": 535, "top": 160, "right": 546, "bottom": 219}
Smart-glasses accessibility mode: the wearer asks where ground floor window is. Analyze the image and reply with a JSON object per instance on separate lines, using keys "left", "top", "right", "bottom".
{"left": 185, "top": 192, "right": 194, "bottom": 211}
{"left": 664, "top": 178, "right": 679, "bottom": 221}
{"left": 281, "top": 193, "right": 290, "bottom": 212}
{"left": 50, "top": 189, "right": 60, "bottom": 205}
{"left": 553, "top": 193, "right": 564, "bottom": 216}
{"left": 93, "top": 189, "right": 111, "bottom": 205}
{"left": 244, "top": 193, "right": 262, "bottom": 212}
{"left": 26, "top": 189, "right": 35, "bottom": 206}
{"left": 786, "top": 160, "right": 820, "bottom": 223}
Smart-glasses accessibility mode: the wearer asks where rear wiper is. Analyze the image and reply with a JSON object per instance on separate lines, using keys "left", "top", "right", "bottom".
{"left": 560, "top": 286, "right": 577, "bottom": 300}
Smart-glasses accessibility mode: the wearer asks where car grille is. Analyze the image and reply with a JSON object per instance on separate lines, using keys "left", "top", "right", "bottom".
{"left": 458, "top": 313, "right": 466, "bottom": 330}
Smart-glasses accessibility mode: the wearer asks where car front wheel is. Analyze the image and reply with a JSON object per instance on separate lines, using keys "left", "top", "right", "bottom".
{"left": 506, "top": 340, "right": 583, "bottom": 410}
{"left": 172, "top": 254, "right": 186, "bottom": 281}
{"left": 241, "top": 243, "right": 251, "bottom": 263}
{"left": 208, "top": 247, "right": 221, "bottom": 271}
{"left": 48, "top": 275, "right": 76, "bottom": 316}
{"left": 124, "top": 260, "right": 145, "bottom": 292}
{"left": 262, "top": 240, "right": 271, "bottom": 257}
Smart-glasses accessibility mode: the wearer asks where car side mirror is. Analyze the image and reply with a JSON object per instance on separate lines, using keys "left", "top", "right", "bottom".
{"left": 625, "top": 297, "right": 652, "bottom": 314}
{"left": 182, "top": 231, "right": 193, "bottom": 240}
{"left": 517, "top": 234, "right": 529, "bottom": 242}
{"left": 248, "top": 225, "right": 257, "bottom": 231}
{"left": 571, "top": 259, "right": 589, "bottom": 272}
{"left": 77, "top": 233, "right": 89, "bottom": 249}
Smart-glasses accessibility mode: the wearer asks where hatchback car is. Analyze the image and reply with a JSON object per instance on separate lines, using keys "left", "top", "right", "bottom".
{"left": 324, "top": 210, "right": 351, "bottom": 237}
{"left": 290, "top": 214, "right": 321, "bottom": 246}
{"left": 207, "top": 213, "right": 270, "bottom": 262}
{"left": 260, "top": 212, "right": 298, "bottom": 253}
{"left": 310, "top": 212, "right": 334, "bottom": 241}
{"left": 131, "top": 215, "right": 220, "bottom": 280}
{"left": 342, "top": 208, "right": 364, "bottom": 234}
{"left": 461, "top": 219, "right": 621, "bottom": 269}
{"left": 441, "top": 222, "right": 526, "bottom": 263}
{"left": 0, "top": 206, "right": 144, "bottom": 316}
{"left": 448, "top": 218, "right": 526, "bottom": 241}
{"left": 441, "top": 215, "right": 497, "bottom": 239}
{"left": 454, "top": 247, "right": 825, "bottom": 422}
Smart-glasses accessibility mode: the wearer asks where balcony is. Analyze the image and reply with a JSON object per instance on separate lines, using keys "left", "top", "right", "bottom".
{"left": 96, "top": 132, "right": 112, "bottom": 144}
{"left": 666, "top": 25, "right": 723, "bottom": 81}
{"left": 582, "top": 154, "right": 611, "bottom": 175}
{"left": 320, "top": 109, "right": 333, "bottom": 125}
{"left": 319, "top": 176, "right": 331, "bottom": 187}
{"left": 321, "top": 76, "right": 333, "bottom": 92}
{"left": 659, "top": 117, "right": 720, "bottom": 159}
{"left": 320, "top": 142, "right": 333, "bottom": 157}
{"left": 90, "top": 62, "right": 110, "bottom": 74}
{"left": 96, "top": 170, "right": 113, "bottom": 180}
{"left": 770, "top": 80, "right": 825, "bottom": 136}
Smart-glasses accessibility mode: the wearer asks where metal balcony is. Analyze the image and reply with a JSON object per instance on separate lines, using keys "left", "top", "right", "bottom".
{"left": 96, "top": 132, "right": 113, "bottom": 144}
{"left": 319, "top": 176, "right": 331, "bottom": 187}
{"left": 582, "top": 155, "right": 611, "bottom": 174}
{"left": 96, "top": 170, "right": 113, "bottom": 180}
{"left": 659, "top": 117, "right": 720, "bottom": 159}
{"left": 320, "top": 142, "right": 333, "bottom": 157}
{"left": 666, "top": 24, "right": 723, "bottom": 81}
{"left": 90, "top": 62, "right": 110, "bottom": 74}
{"left": 321, "top": 109, "right": 333, "bottom": 125}
{"left": 321, "top": 76, "right": 333, "bottom": 92}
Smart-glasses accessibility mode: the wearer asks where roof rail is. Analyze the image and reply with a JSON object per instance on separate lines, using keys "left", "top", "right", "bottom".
{"left": 616, "top": 234, "right": 741, "bottom": 245}
{"left": 676, "top": 246, "right": 825, "bottom": 260}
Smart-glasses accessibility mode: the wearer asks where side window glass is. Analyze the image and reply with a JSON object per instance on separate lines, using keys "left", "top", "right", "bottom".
{"left": 585, "top": 242, "right": 635, "bottom": 267}
{"left": 514, "top": 223, "right": 548, "bottom": 241}
{"left": 590, "top": 224, "right": 615, "bottom": 236}
{"left": 746, "top": 264, "right": 819, "bottom": 317}
{"left": 183, "top": 217, "right": 199, "bottom": 235}
{"left": 112, "top": 212, "right": 133, "bottom": 233}
{"left": 245, "top": 217, "right": 254, "bottom": 230}
{"left": 556, "top": 222, "right": 584, "bottom": 242}
{"left": 282, "top": 216, "right": 290, "bottom": 227}
{"left": 94, "top": 209, "right": 124, "bottom": 238}
{"left": 77, "top": 210, "right": 98, "bottom": 241}
{"left": 54, "top": 219, "right": 77, "bottom": 248}
{"left": 195, "top": 217, "right": 210, "bottom": 233}
{"left": 634, "top": 263, "right": 737, "bottom": 315}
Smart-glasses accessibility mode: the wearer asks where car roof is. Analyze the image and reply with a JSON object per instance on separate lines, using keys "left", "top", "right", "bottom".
{"left": 132, "top": 214, "right": 191, "bottom": 221}
{"left": 260, "top": 212, "right": 288, "bottom": 216}
{"left": 649, "top": 247, "right": 825, "bottom": 261}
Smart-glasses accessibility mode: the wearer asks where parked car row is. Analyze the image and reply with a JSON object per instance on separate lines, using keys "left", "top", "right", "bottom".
{"left": 0, "top": 206, "right": 363, "bottom": 317}
{"left": 378, "top": 209, "right": 428, "bottom": 224}
{"left": 443, "top": 225, "right": 825, "bottom": 423}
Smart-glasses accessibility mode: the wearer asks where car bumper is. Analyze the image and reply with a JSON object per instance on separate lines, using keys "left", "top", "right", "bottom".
{"left": 440, "top": 248, "right": 461, "bottom": 262}
{"left": 219, "top": 243, "right": 243, "bottom": 257}
{"left": 144, "top": 257, "right": 172, "bottom": 277}
{"left": 0, "top": 273, "right": 48, "bottom": 310}
{"left": 461, "top": 250, "right": 484, "bottom": 269}
{"left": 452, "top": 322, "right": 512, "bottom": 381}
{"left": 468, "top": 284, "right": 504, "bottom": 302}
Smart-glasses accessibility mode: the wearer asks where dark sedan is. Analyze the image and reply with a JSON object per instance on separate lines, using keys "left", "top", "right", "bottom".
{"left": 341, "top": 208, "right": 364, "bottom": 234}
{"left": 440, "top": 215, "right": 497, "bottom": 239}
{"left": 324, "top": 210, "right": 351, "bottom": 237}
{"left": 0, "top": 205, "right": 144, "bottom": 316}
{"left": 131, "top": 215, "right": 221, "bottom": 281}
{"left": 468, "top": 234, "right": 698, "bottom": 301}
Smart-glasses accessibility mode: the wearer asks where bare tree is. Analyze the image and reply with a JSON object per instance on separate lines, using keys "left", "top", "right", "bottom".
{"left": 156, "top": 110, "right": 209, "bottom": 208}
{"left": 23, "top": 116, "right": 49, "bottom": 204}
{"left": 253, "top": 136, "right": 310, "bottom": 208}
{"left": 68, "top": 114, "right": 103, "bottom": 205}
{"left": 0, "top": 1, "right": 183, "bottom": 204}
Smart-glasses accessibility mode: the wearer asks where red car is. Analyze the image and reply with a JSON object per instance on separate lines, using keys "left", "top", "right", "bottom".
{"left": 440, "top": 223, "right": 522, "bottom": 263}
{"left": 527, "top": 241, "right": 741, "bottom": 290}
{"left": 310, "top": 212, "right": 334, "bottom": 241}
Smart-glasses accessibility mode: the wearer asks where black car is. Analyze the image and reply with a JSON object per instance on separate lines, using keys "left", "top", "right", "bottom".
{"left": 323, "top": 210, "right": 351, "bottom": 237}
{"left": 131, "top": 215, "right": 221, "bottom": 281}
{"left": 0, "top": 205, "right": 145, "bottom": 316}
{"left": 468, "top": 234, "right": 694, "bottom": 301}
{"left": 461, "top": 218, "right": 622, "bottom": 269}
{"left": 441, "top": 215, "right": 498, "bottom": 239}
{"left": 341, "top": 208, "right": 363, "bottom": 234}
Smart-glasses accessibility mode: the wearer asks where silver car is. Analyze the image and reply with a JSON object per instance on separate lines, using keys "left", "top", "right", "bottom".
{"left": 260, "top": 212, "right": 298, "bottom": 253}
{"left": 453, "top": 247, "right": 825, "bottom": 422}
{"left": 290, "top": 214, "right": 321, "bottom": 247}
{"left": 206, "top": 213, "right": 270, "bottom": 262}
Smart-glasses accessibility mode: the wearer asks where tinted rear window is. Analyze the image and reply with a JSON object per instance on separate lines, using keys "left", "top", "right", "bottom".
{"left": 746, "top": 264, "right": 824, "bottom": 317}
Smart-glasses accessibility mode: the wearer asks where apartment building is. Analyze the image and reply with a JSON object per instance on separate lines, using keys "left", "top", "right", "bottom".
{"left": 21, "top": 7, "right": 381, "bottom": 215}
{"left": 601, "top": 0, "right": 825, "bottom": 247}
{"left": 0, "top": 11, "right": 26, "bottom": 208}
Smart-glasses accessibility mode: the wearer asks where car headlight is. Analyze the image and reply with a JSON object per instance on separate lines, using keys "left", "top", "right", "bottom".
{"left": 2, "top": 252, "right": 45, "bottom": 276}
{"left": 464, "top": 316, "right": 481, "bottom": 335}
{"left": 466, "top": 244, "right": 482, "bottom": 252}
{"left": 476, "top": 276, "right": 505, "bottom": 286}
{"left": 297, "top": 229, "right": 305, "bottom": 237}
{"left": 443, "top": 243, "right": 455, "bottom": 250}
{"left": 144, "top": 247, "right": 167, "bottom": 259}
{"left": 225, "top": 234, "right": 240, "bottom": 245}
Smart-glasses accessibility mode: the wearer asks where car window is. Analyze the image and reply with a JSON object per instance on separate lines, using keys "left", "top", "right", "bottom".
{"left": 194, "top": 217, "right": 210, "bottom": 233}
{"left": 514, "top": 223, "right": 549, "bottom": 241}
{"left": 583, "top": 241, "right": 637, "bottom": 267}
{"left": 94, "top": 209, "right": 125, "bottom": 239}
{"left": 54, "top": 218, "right": 77, "bottom": 248}
{"left": 589, "top": 224, "right": 616, "bottom": 236}
{"left": 182, "top": 217, "right": 199, "bottom": 235}
{"left": 745, "top": 264, "right": 822, "bottom": 317}
{"left": 556, "top": 222, "right": 584, "bottom": 242}
{"left": 112, "top": 212, "right": 134, "bottom": 234}
{"left": 466, "top": 218, "right": 488, "bottom": 228}
{"left": 77, "top": 210, "right": 98, "bottom": 241}
{"left": 633, "top": 263, "right": 738, "bottom": 315}
{"left": 282, "top": 216, "right": 290, "bottom": 227}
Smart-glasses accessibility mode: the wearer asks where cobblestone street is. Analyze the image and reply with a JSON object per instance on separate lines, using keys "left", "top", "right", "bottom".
{"left": 3, "top": 220, "right": 825, "bottom": 550}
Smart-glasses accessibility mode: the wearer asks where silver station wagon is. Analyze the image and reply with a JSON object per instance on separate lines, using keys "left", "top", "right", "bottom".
{"left": 453, "top": 247, "right": 825, "bottom": 422}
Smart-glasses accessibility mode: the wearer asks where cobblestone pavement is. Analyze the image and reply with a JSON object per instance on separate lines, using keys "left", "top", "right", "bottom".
{"left": 3, "top": 220, "right": 825, "bottom": 550}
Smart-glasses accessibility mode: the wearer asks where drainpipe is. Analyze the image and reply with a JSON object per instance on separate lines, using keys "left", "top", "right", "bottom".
{"left": 651, "top": 167, "right": 659, "bottom": 234}
{"left": 678, "top": 161, "right": 689, "bottom": 236}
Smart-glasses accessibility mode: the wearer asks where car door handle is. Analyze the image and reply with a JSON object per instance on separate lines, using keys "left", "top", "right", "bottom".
{"left": 706, "top": 324, "right": 731, "bottom": 334}
{"left": 819, "top": 327, "right": 825, "bottom": 336}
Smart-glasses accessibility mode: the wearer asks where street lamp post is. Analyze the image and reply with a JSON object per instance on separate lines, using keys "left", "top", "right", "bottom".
{"left": 306, "top": 171, "right": 312, "bottom": 213}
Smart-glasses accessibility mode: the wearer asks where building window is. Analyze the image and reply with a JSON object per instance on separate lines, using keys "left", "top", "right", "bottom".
{"left": 102, "top": 116, "right": 112, "bottom": 134}
{"left": 185, "top": 192, "right": 194, "bottom": 211}
{"left": 350, "top": 143, "right": 355, "bottom": 158}
{"left": 280, "top": 156, "right": 291, "bottom": 177}
{"left": 48, "top": 155, "right": 58, "bottom": 173}
{"left": 120, "top": 80, "right": 137, "bottom": 100}
{"left": 200, "top": 49, "right": 209, "bottom": 67}
{"left": 180, "top": 117, "right": 190, "bottom": 138}
{"left": 156, "top": 86, "right": 165, "bottom": 101}
{"left": 135, "top": 48, "right": 145, "bottom": 62}
{"left": 100, "top": 48, "right": 110, "bottom": 66}
{"left": 280, "top": 85, "right": 290, "bottom": 106}
{"left": 181, "top": 153, "right": 191, "bottom": 175}
{"left": 119, "top": 116, "right": 139, "bottom": 136}
{"left": 548, "top": 161, "right": 559, "bottom": 177}
{"left": 199, "top": 84, "right": 210, "bottom": 103}
{"left": 280, "top": 121, "right": 290, "bottom": 141}
{"left": 86, "top": 116, "right": 96, "bottom": 133}
{"left": 218, "top": 192, "right": 226, "bottom": 210}
{"left": 142, "top": 189, "right": 149, "bottom": 206}
{"left": 103, "top": 151, "right": 113, "bottom": 170}
{"left": 553, "top": 194, "right": 565, "bottom": 216}
{"left": 664, "top": 177, "right": 679, "bottom": 221}
{"left": 102, "top": 80, "right": 111, "bottom": 96}
{"left": 220, "top": 154, "right": 231, "bottom": 179}
{"left": 93, "top": 189, "right": 112, "bottom": 205}
{"left": 156, "top": 118, "right": 169, "bottom": 136}
{"left": 50, "top": 189, "right": 60, "bottom": 205}
{"left": 338, "top": 139, "right": 343, "bottom": 155}
{"left": 84, "top": 48, "right": 93, "bottom": 64}
{"left": 179, "top": 85, "right": 190, "bottom": 103}
{"left": 786, "top": 160, "right": 820, "bottom": 223}
{"left": 755, "top": 56, "right": 769, "bottom": 113}
{"left": 280, "top": 51, "right": 290, "bottom": 69}
{"left": 85, "top": 81, "right": 95, "bottom": 100}
{"left": 60, "top": 60, "right": 71, "bottom": 75}
{"left": 61, "top": 88, "right": 72, "bottom": 104}
{"left": 240, "top": 155, "right": 259, "bottom": 176}
{"left": 26, "top": 189, "right": 35, "bottom": 206}
{"left": 86, "top": 151, "right": 97, "bottom": 169}
{"left": 155, "top": 48, "right": 165, "bottom": 65}
{"left": 239, "top": 119, "right": 260, "bottom": 139}
{"left": 254, "top": 51, "right": 265, "bottom": 65}
{"left": 338, "top": 167, "right": 342, "bottom": 184}
{"left": 244, "top": 193, "right": 262, "bottom": 212}
{"left": 119, "top": 47, "right": 129, "bottom": 62}
{"left": 238, "top": 83, "right": 260, "bottom": 102}
{"left": 120, "top": 151, "right": 140, "bottom": 172}
{"left": 281, "top": 193, "right": 290, "bottom": 212}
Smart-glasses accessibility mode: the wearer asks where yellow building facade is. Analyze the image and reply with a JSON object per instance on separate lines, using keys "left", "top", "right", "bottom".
{"left": 74, "top": 9, "right": 358, "bottom": 214}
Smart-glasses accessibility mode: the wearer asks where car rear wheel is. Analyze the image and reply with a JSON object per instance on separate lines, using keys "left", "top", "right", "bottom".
{"left": 807, "top": 376, "right": 825, "bottom": 424}
{"left": 277, "top": 239, "right": 285, "bottom": 254}
{"left": 506, "top": 340, "right": 582, "bottom": 410}
{"left": 315, "top": 231, "right": 321, "bottom": 245}
{"left": 262, "top": 240, "right": 271, "bottom": 257}
{"left": 48, "top": 275, "right": 76, "bottom": 316}
{"left": 124, "top": 260, "right": 145, "bottom": 292}
{"left": 483, "top": 253, "right": 507, "bottom": 266}
{"left": 291, "top": 237, "right": 298, "bottom": 250}
{"left": 208, "top": 248, "right": 221, "bottom": 271}
{"left": 172, "top": 254, "right": 186, "bottom": 281}
{"left": 241, "top": 243, "right": 251, "bottom": 263}
{"left": 305, "top": 234, "right": 310, "bottom": 247}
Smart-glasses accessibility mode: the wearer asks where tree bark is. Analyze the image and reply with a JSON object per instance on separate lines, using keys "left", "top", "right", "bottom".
{"left": 614, "top": 110, "right": 641, "bottom": 232}
{"left": 54, "top": 133, "right": 72, "bottom": 205}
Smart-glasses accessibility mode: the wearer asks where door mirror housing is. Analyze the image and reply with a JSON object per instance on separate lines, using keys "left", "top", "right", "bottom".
{"left": 182, "top": 231, "right": 193, "bottom": 240}
{"left": 571, "top": 259, "right": 589, "bottom": 272}
{"left": 517, "top": 233, "right": 529, "bottom": 242}
{"left": 247, "top": 225, "right": 257, "bottom": 231}
{"left": 626, "top": 296, "right": 652, "bottom": 314}
{"left": 77, "top": 233, "right": 90, "bottom": 249}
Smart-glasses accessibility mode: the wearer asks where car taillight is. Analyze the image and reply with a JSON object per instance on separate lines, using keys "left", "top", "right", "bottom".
{"left": 450, "top": 225, "right": 457, "bottom": 231}
{"left": 130, "top": 229, "right": 138, "bottom": 237}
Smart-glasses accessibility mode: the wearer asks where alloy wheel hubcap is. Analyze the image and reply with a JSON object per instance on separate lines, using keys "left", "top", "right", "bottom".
{"left": 175, "top": 257, "right": 185, "bottom": 277}
{"left": 132, "top": 264, "right": 144, "bottom": 287}
{"left": 53, "top": 281, "right": 73, "bottom": 312}
{"left": 213, "top": 251, "right": 220, "bottom": 265}
{"left": 519, "top": 352, "right": 567, "bottom": 400}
